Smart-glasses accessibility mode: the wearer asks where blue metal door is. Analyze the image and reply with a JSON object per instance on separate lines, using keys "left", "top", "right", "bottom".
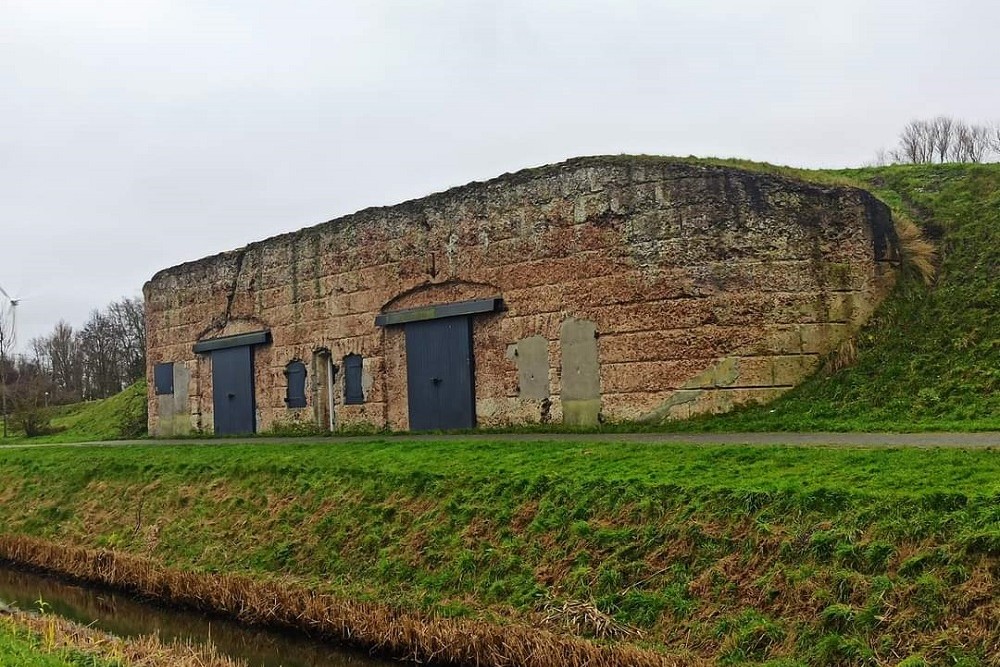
{"left": 405, "top": 316, "right": 475, "bottom": 430}
{"left": 211, "top": 345, "right": 256, "bottom": 435}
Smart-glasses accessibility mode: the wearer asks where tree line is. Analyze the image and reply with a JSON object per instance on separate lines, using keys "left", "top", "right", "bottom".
{"left": 30, "top": 296, "right": 146, "bottom": 402}
{"left": 875, "top": 116, "right": 1000, "bottom": 165}
{"left": 0, "top": 296, "right": 145, "bottom": 435}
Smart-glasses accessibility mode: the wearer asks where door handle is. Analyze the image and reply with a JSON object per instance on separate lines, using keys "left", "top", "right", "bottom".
{"left": 227, "top": 392, "right": 236, "bottom": 399}
{"left": 431, "top": 377, "right": 442, "bottom": 385}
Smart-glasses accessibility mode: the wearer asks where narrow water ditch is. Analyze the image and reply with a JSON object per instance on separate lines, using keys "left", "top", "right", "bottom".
{"left": 0, "top": 565, "right": 397, "bottom": 667}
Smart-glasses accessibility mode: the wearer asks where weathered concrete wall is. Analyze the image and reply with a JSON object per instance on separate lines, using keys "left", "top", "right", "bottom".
{"left": 144, "top": 156, "right": 898, "bottom": 435}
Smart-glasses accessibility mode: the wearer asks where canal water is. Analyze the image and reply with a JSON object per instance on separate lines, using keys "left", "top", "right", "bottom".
{"left": 0, "top": 566, "right": 396, "bottom": 667}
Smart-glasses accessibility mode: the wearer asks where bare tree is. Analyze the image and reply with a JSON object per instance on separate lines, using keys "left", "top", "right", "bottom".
{"left": 880, "top": 117, "right": 999, "bottom": 166}
{"left": 897, "top": 119, "right": 935, "bottom": 164}
{"left": 31, "top": 320, "right": 84, "bottom": 401}
{"left": 76, "top": 297, "right": 146, "bottom": 399}
{"left": 26, "top": 295, "right": 146, "bottom": 404}
{"left": 931, "top": 116, "right": 954, "bottom": 163}
{"left": 7, "top": 354, "right": 57, "bottom": 437}
{"left": 80, "top": 309, "right": 123, "bottom": 399}
{"left": 951, "top": 121, "right": 991, "bottom": 163}
{"left": 989, "top": 121, "right": 1000, "bottom": 155}
{"left": 107, "top": 297, "right": 146, "bottom": 383}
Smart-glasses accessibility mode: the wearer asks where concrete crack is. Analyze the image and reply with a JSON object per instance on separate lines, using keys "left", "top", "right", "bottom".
{"left": 222, "top": 247, "right": 248, "bottom": 327}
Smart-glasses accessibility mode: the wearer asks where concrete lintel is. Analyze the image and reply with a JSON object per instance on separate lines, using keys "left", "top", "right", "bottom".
{"left": 193, "top": 330, "right": 271, "bottom": 353}
{"left": 375, "top": 297, "right": 503, "bottom": 327}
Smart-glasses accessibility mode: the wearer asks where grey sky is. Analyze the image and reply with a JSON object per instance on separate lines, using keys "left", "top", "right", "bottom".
{"left": 2, "top": 0, "right": 998, "bottom": 352}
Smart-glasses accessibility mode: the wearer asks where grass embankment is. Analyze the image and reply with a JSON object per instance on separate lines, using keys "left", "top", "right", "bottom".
{"left": 0, "top": 380, "right": 147, "bottom": 444}
{"left": 0, "top": 441, "right": 996, "bottom": 665}
{"left": 0, "top": 607, "right": 243, "bottom": 667}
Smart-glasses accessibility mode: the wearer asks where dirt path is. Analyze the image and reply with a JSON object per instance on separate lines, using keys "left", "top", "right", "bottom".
{"left": 2, "top": 431, "right": 999, "bottom": 449}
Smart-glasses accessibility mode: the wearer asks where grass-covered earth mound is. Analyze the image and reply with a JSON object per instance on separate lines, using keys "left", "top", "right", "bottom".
{"left": 0, "top": 440, "right": 996, "bottom": 666}
{"left": 483, "top": 160, "right": 997, "bottom": 433}
{"left": 1, "top": 380, "right": 147, "bottom": 444}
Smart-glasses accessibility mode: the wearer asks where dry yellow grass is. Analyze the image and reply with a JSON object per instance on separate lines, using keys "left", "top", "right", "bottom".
{"left": 826, "top": 336, "right": 858, "bottom": 373}
{"left": 539, "top": 598, "right": 642, "bottom": 641}
{"left": 0, "top": 606, "right": 245, "bottom": 667}
{"left": 894, "top": 213, "right": 937, "bottom": 284}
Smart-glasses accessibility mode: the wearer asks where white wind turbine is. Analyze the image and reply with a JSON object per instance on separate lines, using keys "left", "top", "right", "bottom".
{"left": 0, "top": 282, "right": 19, "bottom": 438}
{"left": 0, "top": 283, "right": 20, "bottom": 340}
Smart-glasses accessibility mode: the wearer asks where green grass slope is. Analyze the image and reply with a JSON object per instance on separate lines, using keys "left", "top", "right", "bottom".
{"left": 1, "top": 381, "right": 148, "bottom": 444}
{"left": 53, "top": 380, "right": 148, "bottom": 441}
{"left": 0, "top": 441, "right": 996, "bottom": 665}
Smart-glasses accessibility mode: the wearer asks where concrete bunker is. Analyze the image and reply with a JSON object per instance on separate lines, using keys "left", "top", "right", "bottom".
{"left": 144, "top": 156, "right": 898, "bottom": 435}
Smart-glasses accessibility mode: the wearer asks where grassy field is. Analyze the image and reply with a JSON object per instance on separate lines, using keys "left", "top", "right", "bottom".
{"left": 0, "top": 161, "right": 997, "bottom": 663}
{"left": 0, "top": 440, "right": 996, "bottom": 665}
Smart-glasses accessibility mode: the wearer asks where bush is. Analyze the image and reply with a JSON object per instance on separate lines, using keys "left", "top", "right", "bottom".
{"left": 13, "top": 405, "right": 56, "bottom": 437}
{"left": 8, "top": 377, "right": 59, "bottom": 437}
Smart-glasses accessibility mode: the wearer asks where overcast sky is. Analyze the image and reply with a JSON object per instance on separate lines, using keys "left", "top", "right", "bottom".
{"left": 2, "top": 0, "right": 998, "bottom": 352}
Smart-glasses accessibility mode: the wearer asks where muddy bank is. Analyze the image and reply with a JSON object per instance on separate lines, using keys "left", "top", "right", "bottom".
{"left": 0, "top": 535, "right": 688, "bottom": 667}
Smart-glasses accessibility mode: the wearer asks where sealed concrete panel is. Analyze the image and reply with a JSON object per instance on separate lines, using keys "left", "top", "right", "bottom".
{"left": 155, "top": 394, "right": 172, "bottom": 437}
{"left": 155, "top": 363, "right": 191, "bottom": 437}
{"left": 560, "top": 318, "right": 600, "bottom": 425}
{"left": 506, "top": 335, "right": 549, "bottom": 400}
{"left": 171, "top": 363, "right": 191, "bottom": 435}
